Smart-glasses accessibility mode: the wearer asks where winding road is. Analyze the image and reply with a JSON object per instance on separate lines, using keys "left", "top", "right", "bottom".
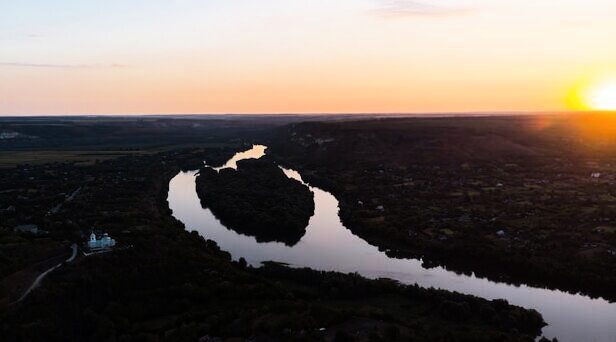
{"left": 15, "top": 243, "right": 77, "bottom": 303}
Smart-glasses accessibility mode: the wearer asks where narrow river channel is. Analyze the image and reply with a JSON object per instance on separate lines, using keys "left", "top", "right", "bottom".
{"left": 167, "top": 145, "right": 616, "bottom": 342}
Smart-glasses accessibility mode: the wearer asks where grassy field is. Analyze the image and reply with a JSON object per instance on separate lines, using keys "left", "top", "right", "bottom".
{"left": 0, "top": 151, "right": 137, "bottom": 168}
{"left": 0, "top": 142, "right": 239, "bottom": 168}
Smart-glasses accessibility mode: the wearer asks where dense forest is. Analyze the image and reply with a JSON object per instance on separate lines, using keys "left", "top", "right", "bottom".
{"left": 196, "top": 158, "right": 315, "bottom": 245}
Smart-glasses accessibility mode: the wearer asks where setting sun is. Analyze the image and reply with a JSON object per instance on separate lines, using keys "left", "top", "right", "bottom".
{"left": 588, "top": 82, "right": 616, "bottom": 110}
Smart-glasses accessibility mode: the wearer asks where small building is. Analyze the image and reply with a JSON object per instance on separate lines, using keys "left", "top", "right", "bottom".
{"left": 14, "top": 224, "right": 38, "bottom": 234}
{"left": 1, "top": 205, "right": 16, "bottom": 213}
{"left": 0, "top": 131, "right": 19, "bottom": 139}
{"left": 87, "top": 232, "right": 116, "bottom": 251}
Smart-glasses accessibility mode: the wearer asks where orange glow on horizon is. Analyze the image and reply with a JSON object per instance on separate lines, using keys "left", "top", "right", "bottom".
{"left": 587, "top": 82, "right": 616, "bottom": 110}
{"left": 2, "top": 1, "right": 616, "bottom": 115}
{"left": 568, "top": 74, "right": 616, "bottom": 112}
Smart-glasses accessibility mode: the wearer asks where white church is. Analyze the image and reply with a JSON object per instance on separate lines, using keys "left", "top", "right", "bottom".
{"left": 87, "top": 232, "right": 116, "bottom": 251}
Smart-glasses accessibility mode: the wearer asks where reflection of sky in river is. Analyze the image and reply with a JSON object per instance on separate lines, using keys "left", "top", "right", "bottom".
{"left": 168, "top": 145, "right": 616, "bottom": 342}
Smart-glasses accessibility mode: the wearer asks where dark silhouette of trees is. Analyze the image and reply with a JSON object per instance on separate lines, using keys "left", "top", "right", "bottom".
{"left": 196, "top": 158, "right": 315, "bottom": 245}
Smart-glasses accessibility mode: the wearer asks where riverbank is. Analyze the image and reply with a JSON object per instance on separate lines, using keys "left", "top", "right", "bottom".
{"left": 268, "top": 116, "right": 616, "bottom": 302}
{"left": 171, "top": 145, "right": 616, "bottom": 341}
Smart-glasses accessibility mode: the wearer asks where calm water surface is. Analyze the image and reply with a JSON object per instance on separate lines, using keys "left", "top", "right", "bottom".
{"left": 168, "top": 145, "right": 616, "bottom": 342}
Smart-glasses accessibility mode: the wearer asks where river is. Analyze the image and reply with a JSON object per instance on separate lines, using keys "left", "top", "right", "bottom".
{"left": 167, "top": 145, "right": 616, "bottom": 342}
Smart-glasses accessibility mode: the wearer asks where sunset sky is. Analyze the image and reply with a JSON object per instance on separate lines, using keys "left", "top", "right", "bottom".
{"left": 2, "top": 0, "right": 616, "bottom": 115}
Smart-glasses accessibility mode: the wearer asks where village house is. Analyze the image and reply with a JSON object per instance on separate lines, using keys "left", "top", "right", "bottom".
{"left": 14, "top": 224, "right": 39, "bottom": 234}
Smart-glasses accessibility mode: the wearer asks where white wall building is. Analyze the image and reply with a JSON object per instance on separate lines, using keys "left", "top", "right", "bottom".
{"left": 88, "top": 232, "right": 116, "bottom": 250}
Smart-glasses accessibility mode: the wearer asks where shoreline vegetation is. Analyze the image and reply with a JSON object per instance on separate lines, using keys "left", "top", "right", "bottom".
{"left": 196, "top": 158, "right": 315, "bottom": 246}
{"left": 268, "top": 115, "right": 616, "bottom": 302}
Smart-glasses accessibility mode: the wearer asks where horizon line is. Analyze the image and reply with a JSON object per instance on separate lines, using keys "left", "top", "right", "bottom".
{"left": 1, "top": 110, "right": 614, "bottom": 118}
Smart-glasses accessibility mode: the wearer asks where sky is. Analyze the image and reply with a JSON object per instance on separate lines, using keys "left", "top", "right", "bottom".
{"left": 1, "top": 0, "right": 616, "bottom": 115}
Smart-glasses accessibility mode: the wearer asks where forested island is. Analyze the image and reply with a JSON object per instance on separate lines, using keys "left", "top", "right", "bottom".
{"left": 196, "top": 158, "right": 315, "bottom": 245}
